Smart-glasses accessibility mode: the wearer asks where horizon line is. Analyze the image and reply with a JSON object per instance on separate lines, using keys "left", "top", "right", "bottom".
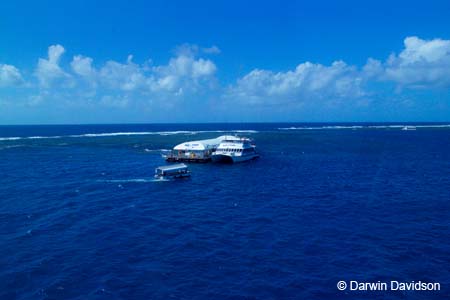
{"left": 1, "top": 121, "right": 450, "bottom": 126}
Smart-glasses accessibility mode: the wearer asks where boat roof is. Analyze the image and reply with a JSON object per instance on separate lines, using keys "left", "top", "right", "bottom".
{"left": 173, "top": 135, "right": 238, "bottom": 151}
{"left": 156, "top": 163, "right": 188, "bottom": 171}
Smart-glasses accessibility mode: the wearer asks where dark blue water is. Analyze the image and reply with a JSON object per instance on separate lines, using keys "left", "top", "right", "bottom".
{"left": 1, "top": 123, "right": 449, "bottom": 300}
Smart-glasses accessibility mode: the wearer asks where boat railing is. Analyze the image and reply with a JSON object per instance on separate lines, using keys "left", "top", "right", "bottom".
{"left": 163, "top": 149, "right": 215, "bottom": 161}
{"left": 165, "top": 151, "right": 209, "bottom": 159}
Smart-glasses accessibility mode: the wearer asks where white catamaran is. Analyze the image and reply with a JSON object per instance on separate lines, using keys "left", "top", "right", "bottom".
{"left": 211, "top": 136, "right": 259, "bottom": 163}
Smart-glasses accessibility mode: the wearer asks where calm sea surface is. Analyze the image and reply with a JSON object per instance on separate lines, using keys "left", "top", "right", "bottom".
{"left": 1, "top": 123, "right": 449, "bottom": 300}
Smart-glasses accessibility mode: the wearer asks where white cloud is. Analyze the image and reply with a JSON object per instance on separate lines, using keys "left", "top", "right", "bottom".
{"left": 363, "top": 58, "right": 383, "bottom": 79}
{"left": 228, "top": 60, "right": 364, "bottom": 105}
{"left": 4, "top": 37, "right": 449, "bottom": 113}
{"left": 399, "top": 36, "right": 450, "bottom": 64}
{"left": 0, "top": 64, "right": 23, "bottom": 87}
{"left": 100, "top": 95, "right": 129, "bottom": 108}
{"left": 63, "top": 45, "right": 217, "bottom": 104}
{"left": 154, "top": 74, "right": 178, "bottom": 92}
{"left": 366, "top": 36, "right": 450, "bottom": 88}
{"left": 174, "top": 44, "right": 200, "bottom": 56}
{"left": 153, "top": 54, "right": 216, "bottom": 90}
{"left": 36, "top": 44, "right": 70, "bottom": 87}
{"left": 71, "top": 55, "right": 95, "bottom": 78}
{"left": 57, "top": 47, "right": 218, "bottom": 101}
{"left": 99, "top": 58, "right": 147, "bottom": 91}
{"left": 68, "top": 46, "right": 218, "bottom": 94}
{"left": 228, "top": 36, "right": 450, "bottom": 107}
{"left": 192, "top": 58, "right": 217, "bottom": 78}
{"left": 202, "top": 45, "right": 221, "bottom": 54}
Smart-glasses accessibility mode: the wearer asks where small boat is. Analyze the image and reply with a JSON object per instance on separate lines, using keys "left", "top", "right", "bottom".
{"left": 211, "top": 136, "right": 259, "bottom": 163}
{"left": 401, "top": 126, "right": 417, "bottom": 131}
{"left": 154, "top": 163, "right": 191, "bottom": 179}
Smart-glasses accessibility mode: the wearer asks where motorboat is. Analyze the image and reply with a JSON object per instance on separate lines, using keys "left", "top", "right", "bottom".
{"left": 154, "top": 163, "right": 191, "bottom": 179}
{"left": 211, "top": 136, "right": 259, "bottom": 163}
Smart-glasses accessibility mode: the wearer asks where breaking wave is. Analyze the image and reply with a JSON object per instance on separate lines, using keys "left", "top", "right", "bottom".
{"left": 278, "top": 125, "right": 450, "bottom": 130}
{"left": 0, "top": 130, "right": 259, "bottom": 142}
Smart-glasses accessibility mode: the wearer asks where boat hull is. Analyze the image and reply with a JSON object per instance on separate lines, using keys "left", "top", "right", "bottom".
{"left": 211, "top": 154, "right": 234, "bottom": 163}
{"left": 165, "top": 156, "right": 211, "bottom": 163}
{"left": 211, "top": 153, "right": 259, "bottom": 163}
{"left": 154, "top": 173, "right": 191, "bottom": 180}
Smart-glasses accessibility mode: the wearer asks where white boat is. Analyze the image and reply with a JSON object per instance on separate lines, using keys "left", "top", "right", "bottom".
{"left": 164, "top": 136, "right": 226, "bottom": 162}
{"left": 211, "top": 136, "right": 259, "bottom": 163}
{"left": 154, "top": 163, "right": 191, "bottom": 179}
{"left": 401, "top": 126, "right": 417, "bottom": 131}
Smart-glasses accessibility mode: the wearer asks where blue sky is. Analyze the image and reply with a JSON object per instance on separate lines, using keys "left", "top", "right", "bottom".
{"left": 0, "top": 0, "right": 449, "bottom": 124}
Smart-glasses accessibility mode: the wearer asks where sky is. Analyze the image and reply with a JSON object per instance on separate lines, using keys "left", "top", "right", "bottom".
{"left": 0, "top": 0, "right": 450, "bottom": 124}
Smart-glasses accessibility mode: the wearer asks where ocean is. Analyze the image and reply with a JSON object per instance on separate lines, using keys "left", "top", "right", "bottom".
{"left": 1, "top": 123, "right": 449, "bottom": 300}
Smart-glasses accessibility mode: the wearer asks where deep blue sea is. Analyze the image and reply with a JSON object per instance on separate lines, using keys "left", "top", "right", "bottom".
{"left": 1, "top": 123, "right": 449, "bottom": 300}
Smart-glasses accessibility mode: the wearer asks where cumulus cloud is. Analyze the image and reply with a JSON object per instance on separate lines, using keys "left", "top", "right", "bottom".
{"left": 0, "top": 64, "right": 23, "bottom": 87}
{"left": 36, "top": 44, "right": 217, "bottom": 108}
{"left": 152, "top": 53, "right": 216, "bottom": 93}
{"left": 363, "top": 58, "right": 383, "bottom": 79}
{"left": 228, "top": 36, "right": 450, "bottom": 107}
{"left": 228, "top": 60, "right": 365, "bottom": 105}
{"left": 366, "top": 36, "right": 450, "bottom": 88}
{"left": 192, "top": 58, "right": 217, "bottom": 77}
{"left": 3, "top": 37, "right": 449, "bottom": 112}
{"left": 36, "top": 44, "right": 70, "bottom": 87}
{"left": 71, "top": 55, "right": 95, "bottom": 78}
{"left": 99, "top": 56, "right": 147, "bottom": 91}
{"left": 66, "top": 46, "right": 217, "bottom": 101}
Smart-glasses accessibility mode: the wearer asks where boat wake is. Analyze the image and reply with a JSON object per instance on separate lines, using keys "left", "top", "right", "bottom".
{"left": 98, "top": 178, "right": 170, "bottom": 183}
{"left": 144, "top": 148, "right": 171, "bottom": 153}
{"left": 0, "top": 144, "right": 28, "bottom": 150}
